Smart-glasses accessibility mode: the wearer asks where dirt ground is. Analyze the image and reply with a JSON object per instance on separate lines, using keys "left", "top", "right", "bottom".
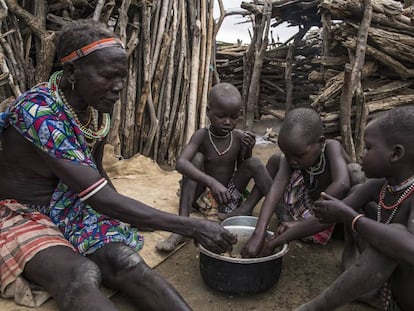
{"left": 110, "top": 116, "right": 375, "bottom": 311}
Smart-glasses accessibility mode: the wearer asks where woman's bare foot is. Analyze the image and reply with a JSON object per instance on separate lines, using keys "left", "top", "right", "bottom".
{"left": 156, "top": 233, "right": 187, "bottom": 252}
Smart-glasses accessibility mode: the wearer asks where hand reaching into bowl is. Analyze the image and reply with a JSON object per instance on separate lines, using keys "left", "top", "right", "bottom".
{"left": 193, "top": 219, "right": 237, "bottom": 254}
{"left": 240, "top": 231, "right": 265, "bottom": 258}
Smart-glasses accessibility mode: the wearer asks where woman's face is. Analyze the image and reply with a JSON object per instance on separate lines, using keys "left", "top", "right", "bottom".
{"left": 73, "top": 47, "right": 128, "bottom": 113}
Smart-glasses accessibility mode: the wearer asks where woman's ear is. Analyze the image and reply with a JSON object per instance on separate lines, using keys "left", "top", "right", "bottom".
{"left": 390, "top": 144, "right": 405, "bottom": 163}
{"left": 62, "top": 62, "right": 76, "bottom": 83}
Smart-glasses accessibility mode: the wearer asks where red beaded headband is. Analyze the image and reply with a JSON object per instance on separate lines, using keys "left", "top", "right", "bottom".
{"left": 60, "top": 38, "right": 124, "bottom": 64}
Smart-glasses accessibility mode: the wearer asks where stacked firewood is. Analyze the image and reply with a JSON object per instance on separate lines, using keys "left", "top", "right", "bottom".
{"left": 310, "top": 0, "right": 414, "bottom": 135}
{"left": 0, "top": 0, "right": 219, "bottom": 166}
{"left": 216, "top": 29, "right": 322, "bottom": 119}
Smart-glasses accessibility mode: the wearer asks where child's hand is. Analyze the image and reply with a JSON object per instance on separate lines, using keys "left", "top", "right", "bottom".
{"left": 241, "top": 131, "right": 255, "bottom": 160}
{"left": 313, "top": 192, "right": 354, "bottom": 224}
{"left": 258, "top": 239, "right": 275, "bottom": 257}
{"left": 241, "top": 231, "right": 264, "bottom": 258}
{"left": 210, "top": 180, "right": 232, "bottom": 205}
{"left": 276, "top": 221, "right": 295, "bottom": 236}
{"left": 242, "top": 131, "right": 256, "bottom": 149}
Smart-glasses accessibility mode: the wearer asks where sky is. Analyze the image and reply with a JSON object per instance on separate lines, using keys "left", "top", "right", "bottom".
{"left": 214, "top": 1, "right": 298, "bottom": 45}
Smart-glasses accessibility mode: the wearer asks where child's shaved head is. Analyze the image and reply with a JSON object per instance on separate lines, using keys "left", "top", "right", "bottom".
{"left": 279, "top": 108, "right": 323, "bottom": 144}
{"left": 208, "top": 83, "right": 241, "bottom": 109}
{"left": 372, "top": 106, "right": 414, "bottom": 149}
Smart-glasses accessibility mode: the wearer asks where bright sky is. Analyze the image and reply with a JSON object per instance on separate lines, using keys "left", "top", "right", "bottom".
{"left": 214, "top": 1, "right": 298, "bottom": 44}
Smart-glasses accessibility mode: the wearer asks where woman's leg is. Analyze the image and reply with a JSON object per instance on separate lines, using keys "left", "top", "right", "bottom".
{"left": 89, "top": 243, "right": 192, "bottom": 311}
{"left": 24, "top": 245, "right": 117, "bottom": 311}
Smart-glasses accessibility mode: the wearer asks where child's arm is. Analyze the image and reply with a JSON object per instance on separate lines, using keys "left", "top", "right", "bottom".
{"left": 240, "top": 131, "right": 255, "bottom": 161}
{"left": 241, "top": 154, "right": 291, "bottom": 258}
{"left": 265, "top": 179, "right": 377, "bottom": 252}
{"left": 313, "top": 181, "right": 414, "bottom": 265}
{"left": 176, "top": 129, "right": 231, "bottom": 204}
{"left": 267, "top": 140, "right": 352, "bottom": 246}
{"left": 323, "top": 139, "right": 351, "bottom": 199}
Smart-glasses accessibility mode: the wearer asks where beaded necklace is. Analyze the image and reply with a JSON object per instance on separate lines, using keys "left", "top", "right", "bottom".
{"left": 48, "top": 71, "right": 111, "bottom": 150}
{"left": 304, "top": 142, "right": 327, "bottom": 190}
{"left": 377, "top": 178, "right": 414, "bottom": 224}
{"left": 209, "top": 125, "right": 231, "bottom": 139}
{"left": 208, "top": 126, "right": 233, "bottom": 156}
{"left": 386, "top": 175, "right": 414, "bottom": 193}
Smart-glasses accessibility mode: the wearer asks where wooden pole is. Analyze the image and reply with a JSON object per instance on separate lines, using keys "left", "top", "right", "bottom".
{"left": 340, "top": 0, "right": 372, "bottom": 161}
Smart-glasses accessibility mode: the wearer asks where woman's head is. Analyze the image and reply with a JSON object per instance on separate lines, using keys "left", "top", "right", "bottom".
{"left": 278, "top": 108, "right": 325, "bottom": 169}
{"left": 57, "top": 19, "right": 128, "bottom": 113}
{"left": 207, "top": 83, "right": 241, "bottom": 136}
{"left": 56, "top": 20, "right": 115, "bottom": 61}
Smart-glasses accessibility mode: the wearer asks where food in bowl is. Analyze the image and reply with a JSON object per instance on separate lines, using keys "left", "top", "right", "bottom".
{"left": 198, "top": 225, "right": 289, "bottom": 293}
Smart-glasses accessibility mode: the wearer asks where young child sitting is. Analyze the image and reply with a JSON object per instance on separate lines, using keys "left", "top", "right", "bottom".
{"left": 156, "top": 82, "right": 272, "bottom": 252}
{"left": 294, "top": 106, "right": 414, "bottom": 311}
{"left": 242, "top": 107, "right": 362, "bottom": 258}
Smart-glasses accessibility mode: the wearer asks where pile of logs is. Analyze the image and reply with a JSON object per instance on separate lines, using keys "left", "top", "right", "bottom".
{"left": 0, "top": 0, "right": 222, "bottom": 166}
{"left": 3, "top": 0, "right": 414, "bottom": 165}
{"left": 312, "top": 0, "right": 414, "bottom": 136}
{"left": 237, "top": 0, "right": 414, "bottom": 160}
{"left": 216, "top": 29, "right": 322, "bottom": 119}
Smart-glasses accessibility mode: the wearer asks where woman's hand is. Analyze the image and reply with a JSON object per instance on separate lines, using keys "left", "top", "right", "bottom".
{"left": 193, "top": 219, "right": 237, "bottom": 254}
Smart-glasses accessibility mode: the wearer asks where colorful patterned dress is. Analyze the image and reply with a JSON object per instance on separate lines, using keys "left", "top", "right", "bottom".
{"left": 0, "top": 75, "right": 143, "bottom": 256}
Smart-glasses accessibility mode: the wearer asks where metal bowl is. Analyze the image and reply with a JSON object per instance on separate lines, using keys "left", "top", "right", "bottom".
{"left": 221, "top": 215, "right": 258, "bottom": 227}
{"left": 198, "top": 225, "right": 289, "bottom": 294}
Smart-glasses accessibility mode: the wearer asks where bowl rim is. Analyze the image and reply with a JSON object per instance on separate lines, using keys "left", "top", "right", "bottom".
{"left": 221, "top": 215, "right": 259, "bottom": 223}
{"left": 198, "top": 225, "right": 289, "bottom": 264}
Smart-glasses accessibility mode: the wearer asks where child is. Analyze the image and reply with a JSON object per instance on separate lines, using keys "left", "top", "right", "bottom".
{"left": 294, "top": 106, "right": 414, "bottom": 311}
{"left": 156, "top": 82, "right": 272, "bottom": 252}
{"left": 242, "top": 107, "right": 359, "bottom": 258}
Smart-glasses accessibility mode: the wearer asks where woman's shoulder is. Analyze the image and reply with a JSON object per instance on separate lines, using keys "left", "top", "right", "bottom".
{"left": 12, "top": 85, "right": 55, "bottom": 113}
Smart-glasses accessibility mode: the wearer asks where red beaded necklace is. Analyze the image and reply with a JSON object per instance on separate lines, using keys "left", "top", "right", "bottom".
{"left": 377, "top": 179, "right": 414, "bottom": 224}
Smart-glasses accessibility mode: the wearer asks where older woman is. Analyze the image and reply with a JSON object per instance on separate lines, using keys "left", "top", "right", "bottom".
{"left": 0, "top": 19, "right": 235, "bottom": 311}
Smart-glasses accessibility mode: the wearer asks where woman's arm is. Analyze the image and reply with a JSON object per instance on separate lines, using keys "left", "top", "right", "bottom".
{"left": 36, "top": 148, "right": 236, "bottom": 254}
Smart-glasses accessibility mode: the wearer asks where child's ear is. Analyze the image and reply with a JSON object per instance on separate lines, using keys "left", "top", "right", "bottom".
{"left": 390, "top": 144, "right": 405, "bottom": 163}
